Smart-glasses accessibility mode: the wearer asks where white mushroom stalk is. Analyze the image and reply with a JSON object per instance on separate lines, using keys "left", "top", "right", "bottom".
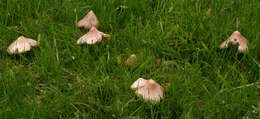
{"left": 77, "top": 10, "right": 99, "bottom": 29}
{"left": 77, "top": 27, "right": 110, "bottom": 45}
{"left": 7, "top": 36, "right": 37, "bottom": 54}
{"left": 131, "top": 78, "right": 163, "bottom": 103}
{"left": 220, "top": 31, "right": 248, "bottom": 53}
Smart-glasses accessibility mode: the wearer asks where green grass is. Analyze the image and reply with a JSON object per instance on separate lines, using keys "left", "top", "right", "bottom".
{"left": 0, "top": 0, "right": 260, "bottom": 118}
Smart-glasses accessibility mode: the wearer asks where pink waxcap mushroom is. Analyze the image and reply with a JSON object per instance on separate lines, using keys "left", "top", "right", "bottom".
{"left": 7, "top": 36, "right": 37, "bottom": 54}
{"left": 220, "top": 31, "right": 248, "bottom": 53}
{"left": 77, "top": 10, "right": 99, "bottom": 29}
{"left": 131, "top": 78, "right": 163, "bottom": 103}
{"left": 77, "top": 27, "right": 110, "bottom": 45}
{"left": 126, "top": 54, "right": 137, "bottom": 65}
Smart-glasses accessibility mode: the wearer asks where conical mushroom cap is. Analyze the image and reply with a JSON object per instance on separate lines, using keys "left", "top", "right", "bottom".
{"left": 220, "top": 31, "right": 248, "bottom": 53}
{"left": 77, "top": 27, "right": 110, "bottom": 45}
{"left": 126, "top": 54, "right": 137, "bottom": 65}
{"left": 77, "top": 10, "right": 99, "bottom": 29}
{"left": 7, "top": 36, "right": 37, "bottom": 54}
{"left": 131, "top": 78, "right": 163, "bottom": 103}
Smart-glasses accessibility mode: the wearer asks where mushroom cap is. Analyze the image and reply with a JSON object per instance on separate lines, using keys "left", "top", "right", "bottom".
{"left": 130, "top": 78, "right": 147, "bottom": 90}
{"left": 7, "top": 36, "right": 37, "bottom": 54}
{"left": 220, "top": 39, "right": 230, "bottom": 49}
{"left": 220, "top": 31, "right": 248, "bottom": 53}
{"left": 77, "top": 10, "right": 99, "bottom": 29}
{"left": 77, "top": 27, "right": 109, "bottom": 45}
{"left": 131, "top": 78, "right": 163, "bottom": 103}
{"left": 126, "top": 54, "right": 137, "bottom": 65}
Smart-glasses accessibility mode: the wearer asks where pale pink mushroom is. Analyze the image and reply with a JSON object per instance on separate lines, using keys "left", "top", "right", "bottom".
{"left": 131, "top": 78, "right": 163, "bottom": 103}
{"left": 126, "top": 54, "right": 137, "bottom": 65}
{"left": 77, "top": 10, "right": 99, "bottom": 29}
{"left": 131, "top": 78, "right": 147, "bottom": 90}
{"left": 220, "top": 31, "right": 248, "bottom": 53}
{"left": 7, "top": 36, "right": 37, "bottom": 54}
{"left": 77, "top": 27, "right": 110, "bottom": 45}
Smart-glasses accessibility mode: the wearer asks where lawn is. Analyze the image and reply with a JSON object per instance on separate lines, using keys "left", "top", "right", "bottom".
{"left": 0, "top": 0, "right": 259, "bottom": 118}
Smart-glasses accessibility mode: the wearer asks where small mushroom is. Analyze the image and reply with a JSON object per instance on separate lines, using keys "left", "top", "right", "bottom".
{"left": 77, "top": 27, "right": 110, "bottom": 45}
{"left": 126, "top": 54, "right": 137, "bottom": 65}
{"left": 7, "top": 36, "right": 37, "bottom": 54}
{"left": 155, "top": 58, "right": 161, "bottom": 67}
{"left": 131, "top": 78, "right": 163, "bottom": 103}
{"left": 77, "top": 10, "right": 99, "bottom": 29}
{"left": 220, "top": 31, "right": 248, "bottom": 53}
